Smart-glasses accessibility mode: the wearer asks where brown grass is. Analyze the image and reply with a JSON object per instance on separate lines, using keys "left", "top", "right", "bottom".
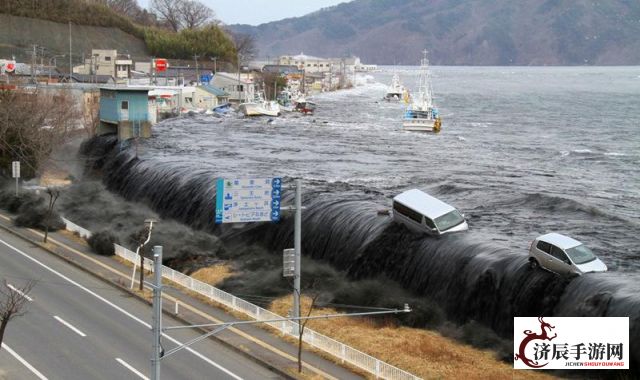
{"left": 270, "top": 296, "right": 556, "bottom": 380}
{"left": 59, "top": 229, "right": 90, "bottom": 246}
{"left": 191, "top": 264, "right": 234, "bottom": 286}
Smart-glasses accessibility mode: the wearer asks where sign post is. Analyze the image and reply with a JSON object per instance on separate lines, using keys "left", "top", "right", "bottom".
{"left": 11, "top": 161, "right": 20, "bottom": 196}
{"left": 215, "top": 177, "right": 282, "bottom": 224}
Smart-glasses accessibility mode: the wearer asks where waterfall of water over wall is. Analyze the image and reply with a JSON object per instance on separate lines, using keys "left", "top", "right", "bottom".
{"left": 82, "top": 136, "right": 640, "bottom": 369}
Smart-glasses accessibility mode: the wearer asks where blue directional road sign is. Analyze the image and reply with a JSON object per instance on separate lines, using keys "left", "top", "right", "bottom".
{"left": 215, "top": 177, "right": 282, "bottom": 224}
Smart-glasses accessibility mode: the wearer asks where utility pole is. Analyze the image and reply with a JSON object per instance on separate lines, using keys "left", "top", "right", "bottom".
{"left": 151, "top": 246, "right": 163, "bottom": 380}
{"left": 69, "top": 21, "right": 72, "bottom": 81}
{"left": 31, "top": 45, "right": 37, "bottom": 84}
{"left": 193, "top": 54, "right": 199, "bottom": 85}
{"left": 292, "top": 179, "right": 302, "bottom": 334}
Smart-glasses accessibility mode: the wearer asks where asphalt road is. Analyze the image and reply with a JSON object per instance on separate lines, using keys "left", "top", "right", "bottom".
{"left": 0, "top": 230, "right": 281, "bottom": 380}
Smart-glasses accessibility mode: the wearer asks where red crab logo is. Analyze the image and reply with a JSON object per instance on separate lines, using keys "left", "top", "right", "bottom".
{"left": 514, "top": 317, "right": 557, "bottom": 368}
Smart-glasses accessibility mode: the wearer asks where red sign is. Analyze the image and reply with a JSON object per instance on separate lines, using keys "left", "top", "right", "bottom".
{"left": 154, "top": 59, "right": 168, "bottom": 72}
{"left": 5, "top": 62, "right": 15, "bottom": 72}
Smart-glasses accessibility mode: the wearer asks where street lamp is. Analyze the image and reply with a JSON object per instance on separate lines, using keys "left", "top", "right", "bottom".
{"left": 130, "top": 218, "right": 158, "bottom": 290}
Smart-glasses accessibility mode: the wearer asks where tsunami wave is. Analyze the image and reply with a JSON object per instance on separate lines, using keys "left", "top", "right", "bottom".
{"left": 82, "top": 135, "right": 640, "bottom": 369}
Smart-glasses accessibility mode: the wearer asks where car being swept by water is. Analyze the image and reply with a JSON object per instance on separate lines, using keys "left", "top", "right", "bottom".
{"left": 392, "top": 189, "right": 468, "bottom": 236}
{"left": 528, "top": 233, "right": 607, "bottom": 275}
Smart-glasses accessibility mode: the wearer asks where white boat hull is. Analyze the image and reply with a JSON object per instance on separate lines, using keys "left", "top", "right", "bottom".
{"left": 239, "top": 102, "right": 281, "bottom": 117}
{"left": 403, "top": 118, "right": 437, "bottom": 132}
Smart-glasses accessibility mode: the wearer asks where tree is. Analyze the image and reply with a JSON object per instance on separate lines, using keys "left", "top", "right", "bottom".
{"left": 99, "top": 0, "right": 141, "bottom": 17}
{"left": 0, "top": 89, "right": 76, "bottom": 179}
{"left": 231, "top": 32, "right": 257, "bottom": 62}
{"left": 151, "top": 0, "right": 183, "bottom": 32}
{"left": 179, "top": 0, "right": 215, "bottom": 29}
{"left": 43, "top": 187, "right": 60, "bottom": 244}
{"left": 151, "top": 0, "right": 215, "bottom": 31}
{"left": 0, "top": 280, "right": 35, "bottom": 347}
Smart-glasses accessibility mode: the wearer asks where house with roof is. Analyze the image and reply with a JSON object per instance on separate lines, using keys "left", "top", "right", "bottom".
{"left": 98, "top": 87, "right": 153, "bottom": 140}
{"left": 193, "top": 84, "right": 229, "bottom": 110}
{"left": 211, "top": 72, "right": 255, "bottom": 103}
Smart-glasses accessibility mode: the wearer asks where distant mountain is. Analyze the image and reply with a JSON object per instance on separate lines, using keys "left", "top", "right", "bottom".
{"left": 229, "top": 0, "right": 640, "bottom": 65}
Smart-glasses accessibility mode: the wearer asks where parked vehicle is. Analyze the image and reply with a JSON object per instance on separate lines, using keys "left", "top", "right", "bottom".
{"left": 392, "top": 189, "right": 468, "bottom": 236}
{"left": 528, "top": 233, "right": 607, "bottom": 275}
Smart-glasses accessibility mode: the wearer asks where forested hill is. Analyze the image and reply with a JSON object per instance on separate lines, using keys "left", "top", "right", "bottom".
{"left": 230, "top": 0, "right": 640, "bottom": 65}
{"left": 0, "top": 0, "right": 237, "bottom": 66}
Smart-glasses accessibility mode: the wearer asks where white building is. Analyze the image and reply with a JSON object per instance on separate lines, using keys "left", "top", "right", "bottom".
{"left": 278, "top": 53, "right": 334, "bottom": 74}
{"left": 211, "top": 72, "right": 255, "bottom": 103}
{"left": 73, "top": 49, "right": 133, "bottom": 80}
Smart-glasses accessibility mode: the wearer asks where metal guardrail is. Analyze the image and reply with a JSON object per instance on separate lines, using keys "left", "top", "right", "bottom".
{"left": 112, "top": 243, "right": 421, "bottom": 380}
{"left": 61, "top": 217, "right": 421, "bottom": 379}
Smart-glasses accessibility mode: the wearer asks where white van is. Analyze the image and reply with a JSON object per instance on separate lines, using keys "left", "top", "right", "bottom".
{"left": 392, "top": 189, "right": 469, "bottom": 236}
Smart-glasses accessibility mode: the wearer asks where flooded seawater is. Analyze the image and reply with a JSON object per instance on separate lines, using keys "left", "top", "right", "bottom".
{"left": 92, "top": 66, "right": 640, "bottom": 364}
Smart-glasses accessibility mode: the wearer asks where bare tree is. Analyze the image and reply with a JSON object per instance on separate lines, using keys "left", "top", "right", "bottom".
{"left": 0, "top": 89, "right": 77, "bottom": 179}
{"left": 231, "top": 32, "right": 257, "bottom": 61}
{"left": 179, "top": 0, "right": 214, "bottom": 29}
{"left": 99, "top": 0, "right": 141, "bottom": 17}
{"left": 151, "top": 0, "right": 183, "bottom": 31}
{"left": 43, "top": 187, "right": 60, "bottom": 244}
{"left": 0, "top": 280, "right": 35, "bottom": 347}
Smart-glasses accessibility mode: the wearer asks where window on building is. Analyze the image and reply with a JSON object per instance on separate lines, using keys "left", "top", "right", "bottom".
{"left": 121, "top": 100, "right": 128, "bottom": 110}
{"left": 105, "top": 56, "right": 111, "bottom": 61}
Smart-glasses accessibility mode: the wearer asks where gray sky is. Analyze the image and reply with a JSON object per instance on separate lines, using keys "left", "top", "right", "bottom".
{"left": 138, "top": 0, "right": 349, "bottom": 26}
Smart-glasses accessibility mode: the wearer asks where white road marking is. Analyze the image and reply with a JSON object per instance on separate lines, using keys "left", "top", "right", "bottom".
{"left": 6, "top": 283, "right": 33, "bottom": 302}
{"left": 0, "top": 238, "right": 243, "bottom": 380}
{"left": 1, "top": 343, "right": 48, "bottom": 380}
{"left": 53, "top": 315, "right": 87, "bottom": 337}
{"left": 115, "top": 358, "right": 149, "bottom": 380}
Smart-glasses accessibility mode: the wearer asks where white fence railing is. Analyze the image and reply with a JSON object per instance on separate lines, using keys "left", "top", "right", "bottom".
{"left": 113, "top": 243, "right": 421, "bottom": 380}
{"left": 62, "top": 218, "right": 93, "bottom": 239}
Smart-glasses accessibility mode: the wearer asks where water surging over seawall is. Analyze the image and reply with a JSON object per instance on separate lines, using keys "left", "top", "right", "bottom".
{"left": 85, "top": 136, "right": 640, "bottom": 367}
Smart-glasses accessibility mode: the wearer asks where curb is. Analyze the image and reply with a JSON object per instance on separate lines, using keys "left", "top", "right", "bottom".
{"left": 0, "top": 220, "right": 296, "bottom": 380}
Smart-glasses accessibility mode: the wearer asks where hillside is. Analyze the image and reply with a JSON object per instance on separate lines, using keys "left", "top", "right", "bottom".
{"left": 0, "top": 14, "right": 149, "bottom": 66}
{"left": 230, "top": 0, "right": 640, "bottom": 65}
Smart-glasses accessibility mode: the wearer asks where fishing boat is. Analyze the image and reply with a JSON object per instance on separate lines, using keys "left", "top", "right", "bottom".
{"left": 402, "top": 50, "right": 442, "bottom": 133}
{"left": 294, "top": 97, "right": 316, "bottom": 114}
{"left": 277, "top": 90, "right": 296, "bottom": 112}
{"left": 239, "top": 91, "right": 281, "bottom": 117}
{"left": 384, "top": 73, "right": 406, "bottom": 101}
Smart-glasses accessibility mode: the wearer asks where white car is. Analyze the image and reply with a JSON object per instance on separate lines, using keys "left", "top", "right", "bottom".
{"left": 528, "top": 233, "right": 607, "bottom": 275}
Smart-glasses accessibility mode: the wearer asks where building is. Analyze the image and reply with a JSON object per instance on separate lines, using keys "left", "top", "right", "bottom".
{"left": 278, "top": 53, "right": 334, "bottom": 74}
{"left": 193, "top": 85, "right": 229, "bottom": 110}
{"left": 262, "top": 65, "right": 303, "bottom": 76}
{"left": 212, "top": 72, "right": 255, "bottom": 103}
{"left": 98, "top": 87, "right": 152, "bottom": 140}
{"left": 74, "top": 49, "right": 133, "bottom": 81}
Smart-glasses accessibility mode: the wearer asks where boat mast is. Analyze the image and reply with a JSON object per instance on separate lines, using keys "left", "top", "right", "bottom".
{"left": 419, "top": 49, "right": 433, "bottom": 108}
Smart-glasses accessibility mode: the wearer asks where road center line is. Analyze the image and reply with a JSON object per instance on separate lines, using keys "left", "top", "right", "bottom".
{"left": 116, "top": 358, "right": 149, "bottom": 380}
{"left": 7, "top": 283, "right": 33, "bottom": 302}
{"left": 1, "top": 343, "right": 48, "bottom": 380}
{"left": 0, "top": 237, "right": 243, "bottom": 380}
{"left": 53, "top": 315, "right": 87, "bottom": 337}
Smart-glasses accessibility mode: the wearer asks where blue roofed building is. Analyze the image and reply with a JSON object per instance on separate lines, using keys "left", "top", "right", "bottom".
{"left": 98, "top": 87, "right": 152, "bottom": 140}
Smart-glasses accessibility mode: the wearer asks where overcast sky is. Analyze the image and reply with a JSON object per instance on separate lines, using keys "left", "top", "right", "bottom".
{"left": 137, "top": 0, "right": 349, "bottom": 25}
